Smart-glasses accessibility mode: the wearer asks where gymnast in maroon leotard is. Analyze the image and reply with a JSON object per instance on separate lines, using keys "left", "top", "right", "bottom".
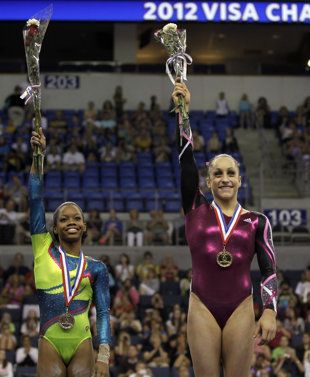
{"left": 172, "top": 81, "right": 278, "bottom": 377}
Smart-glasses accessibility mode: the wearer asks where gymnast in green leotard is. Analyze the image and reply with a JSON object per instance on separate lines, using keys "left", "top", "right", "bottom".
{"left": 30, "top": 128, "right": 110, "bottom": 377}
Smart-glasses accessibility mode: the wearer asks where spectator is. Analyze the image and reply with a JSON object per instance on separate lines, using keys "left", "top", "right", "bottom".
{"left": 46, "top": 145, "right": 62, "bottom": 171}
{"left": 134, "top": 129, "right": 152, "bottom": 151}
{"left": 136, "top": 251, "right": 159, "bottom": 281}
{"left": 0, "top": 274, "right": 25, "bottom": 306}
{"left": 166, "top": 304, "right": 186, "bottom": 337}
{"left": 3, "top": 253, "right": 30, "bottom": 283}
{"left": 139, "top": 270, "right": 160, "bottom": 296}
{"left": 143, "top": 333, "right": 169, "bottom": 367}
{"left": 128, "top": 361, "right": 153, "bottom": 377}
{"left": 118, "top": 344, "right": 141, "bottom": 375}
{"left": 215, "top": 91, "right": 229, "bottom": 117}
{"left": 114, "top": 86, "right": 126, "bottom": 118}
{"left": 3, "top": 85, "right": 25, "bottom": 126}
{"left": 180, "top": 269, "right": 192, "bottom": 298}
{"left": 160, "top": 256, "right": 179, "bottom": 282}
{"left": 119, "top": 311, "right": 142, "bottom": 336}
{"left": 295, "top": 268, "right": 310, "bottom": 304}
{"left": 177, "top": 365, "right": 191, "bottom": 377}
{"left": 16, "top": 335, "right": 38, "bottom": 367}
{"left": 127, "top": 209, "right": 144, "bottom": 247}
{"left": 49, "top": 110, "right": 67, "bottom": 134}
{"left": 20, "top": 310, "right": 40, "bottom": 338}
{"left": 207, "top": 132, "right": 222, "bottom": 153}
{"left": 192, "top": 130, "right": 205, "bottom": 152}
{"left": 115, "top": 253, "right": 135, "bottom": 283}
{"left": 62, "top": 143, "right": 85, "bottom": 172}
{"left": 154, "top": 137, "right": 171, "bottom": 162}
{"left": 239, "top": 94, "right": 253, "bottom": 128}
{"left": 255, "top": 97, "right": 271, "bottom": 128}
{"left": 297, "top": 332, "right": 310, "bottom": 362}
{"left": 304, "top": 350, "right": 310, "bottom": 377}
{"left": 145, "top": 210, "right": 169, "bottom": 245}
{"left": 100, "top": 143, "right": 117, "bottom": 163}
{"left": 0, "top": 349, "right": 13, "bottom": 377}
{"left": 4, "top": 147, "right": 25, "bottom": 173}
{"left": 99, "top": 209, "right": 123, "bottom": 246}
{"left": 113, "top": 279, "right": 140, "bottom": 316}
{"left": 4, "top": 175, "right": 27, "bottom": 211}
{"left": 0, "top": 324, "right": 17, "bottom": 351}
{"left": 83, "top": 101, "right": 97, "bottom": 122}
{"left": 85, "top": 209, "right": 102, "bottom": 245}
{"left": 0, "top": 313, "right": 15, "bottom": 335}
{"left": 222, "top": 128, "right": 239, "bottom": 153}
{"left": 116, "top": 139, "right": 136, "bottom": 162}
{"left": 0, "top": 200, "right": 18, "bottom": 245}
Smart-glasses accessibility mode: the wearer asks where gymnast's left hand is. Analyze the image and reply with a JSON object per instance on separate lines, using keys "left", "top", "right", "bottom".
{"left": 253, "top": 309, "right": 277, "bottom": 345}
{"left": 94, "top": 360, "right": 109, "bottom": 377}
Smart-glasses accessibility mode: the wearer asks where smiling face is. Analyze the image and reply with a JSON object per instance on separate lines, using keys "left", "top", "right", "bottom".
{"left": 207, "top": 155, "right": 241, "bottom": 203}
{"left": 53, "top": 204, "right": 86, "bottom": 244}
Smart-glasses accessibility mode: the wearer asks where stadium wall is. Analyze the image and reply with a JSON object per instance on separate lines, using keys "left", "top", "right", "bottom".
{"left": 1, "top": 73, "right": 309, "bottom": 111}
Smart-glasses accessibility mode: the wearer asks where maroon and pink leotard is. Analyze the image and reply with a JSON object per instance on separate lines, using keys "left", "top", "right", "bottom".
{"left": 177, "top": 117, "right": 277, "bottom": 328}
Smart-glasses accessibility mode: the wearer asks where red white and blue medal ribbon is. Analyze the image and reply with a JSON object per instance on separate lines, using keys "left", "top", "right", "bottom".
{"left": 59, "top": 246, "right": 86, "bottom": 307}
{"left": 212, "top": 201, "right": 242, "bottom": 246}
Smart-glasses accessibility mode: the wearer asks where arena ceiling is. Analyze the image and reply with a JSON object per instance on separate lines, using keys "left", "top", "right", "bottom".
{"left": 0, "top": 21, "right": 308, "bottom": 74}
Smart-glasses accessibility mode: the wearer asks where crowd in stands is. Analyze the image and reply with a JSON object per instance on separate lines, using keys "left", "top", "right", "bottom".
{"left": 0, "top": 251, "right": 308, "bottom": 376}
{"left": 1, "top": 84, "right": 309, "bottom": 245}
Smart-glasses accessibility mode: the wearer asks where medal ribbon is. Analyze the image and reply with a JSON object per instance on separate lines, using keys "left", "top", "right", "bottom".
{"left": 59, "top": 246, "right": 86, "bottom": 307}
{"left": 212, "top": 201, "right": 242, "bottom": 246}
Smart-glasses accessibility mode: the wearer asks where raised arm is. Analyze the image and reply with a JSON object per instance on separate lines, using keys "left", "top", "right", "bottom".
{"left": 172, "top": 82, "right": 199, "bottom": 214}
{"left": 29, "top": 128, "right": 47, "bottom": 236}
{"left": 254, "top": 213, "right": 278, "bottom": 344}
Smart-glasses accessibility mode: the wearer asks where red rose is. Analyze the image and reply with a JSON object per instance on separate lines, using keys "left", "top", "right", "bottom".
{"left": 28, "top": 25, "right": 39, "bottom": 37}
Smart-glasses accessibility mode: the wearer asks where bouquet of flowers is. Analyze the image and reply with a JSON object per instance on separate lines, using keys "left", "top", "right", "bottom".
{"left": 21, "top": 5, "right": 53, "bottom": 176}
{"left": 154, "top": 23, "right": 192, "bottom": 145}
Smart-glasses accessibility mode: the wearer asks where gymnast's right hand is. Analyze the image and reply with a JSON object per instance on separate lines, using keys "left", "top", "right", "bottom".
{"left": 172, "top": 79, "right": 190, "bottom": 113}
{"left": 30, "top": 127, "right": 46, "bottom": 153}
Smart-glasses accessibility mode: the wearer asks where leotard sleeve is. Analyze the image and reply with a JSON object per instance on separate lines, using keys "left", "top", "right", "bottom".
{"left": 255, "top": 213, "right": 278, "bottom": 313}
{"left": 176, "top": 114, "right": 204, "bottom": 214}
{"left": 92, "top": 261, "right": 111, "bottom": 344}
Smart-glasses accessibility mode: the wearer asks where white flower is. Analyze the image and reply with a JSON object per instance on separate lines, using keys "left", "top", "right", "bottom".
{"left": 26, "top": 19, "right": 40, "bottom": 28}
{"left": 163, "top": 23, "right": 177, "bottom": 33}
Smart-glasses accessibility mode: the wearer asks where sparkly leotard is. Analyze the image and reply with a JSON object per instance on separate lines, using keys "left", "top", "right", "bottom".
{"left": 177, "top": 116, "right": 277, "bottom": 328}
{"left": 29, "top": 173, "right": 111, "bottom": 364}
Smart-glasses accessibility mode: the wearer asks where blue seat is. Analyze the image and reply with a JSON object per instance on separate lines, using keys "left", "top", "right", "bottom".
{"left": 139, "top": 178, "right": 156, "bottom": 189}
{"left": 45, "top": 192, "right": 64, "bottom": 211}
{"left": 125, "top": 193, "right": 144, "bottom": 212}
{"left": 157, "top": 179, "right": 175, "bottom": 190}
{"left": 150, "top": 367, "right": 170, "bottom": 377}
{"left": 66, "top": 192, "right": 85, "bottom": 209}
{"left": 45, "top": 172, "right": 62, "bottom": 189}
{"left": 83, "top": 176, "right": 100, "bottom": 190}
{"left": 64, "top": 174, "right": 81, "bottom": 189}
{"left": 86, "top": 192, "right": 106, "bottom": 212}
{"left": 160, "top": 281, "right": 181, "bottom": 295}
{"left": 165, "top": 201, "right": 180, "bottom": 212}
{"left": 101, "top": 177, "right": 117, "bottom": 190}
{"left": 106, "top": 192, "right": 124, "bottom": 212}
{"left": 120, "top": 178, "right": 136, "bottom": 189}
{"left": 138, "top": 167, "right": 154, "bottom": 178}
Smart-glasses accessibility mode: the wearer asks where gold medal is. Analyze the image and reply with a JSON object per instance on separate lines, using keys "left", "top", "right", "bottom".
{"left": 216, "top": 247, "right": 233, "bottom": 268}
{"left": 59, "top": 310, "right": 75, "bottom": 331}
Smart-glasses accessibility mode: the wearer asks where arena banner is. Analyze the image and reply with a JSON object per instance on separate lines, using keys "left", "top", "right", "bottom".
{"left": 1, "top": 1, "right": 309, "bottom": 23}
